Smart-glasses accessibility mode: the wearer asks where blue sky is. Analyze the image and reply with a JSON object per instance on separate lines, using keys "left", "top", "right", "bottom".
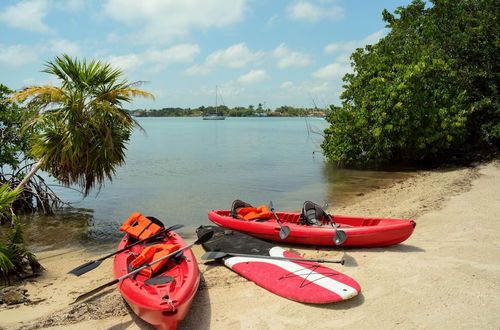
{"left": 0, "top": 0, "right": 412, "bottom": 109}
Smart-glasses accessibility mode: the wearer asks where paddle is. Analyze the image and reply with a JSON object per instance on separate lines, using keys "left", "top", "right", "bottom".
{"left": 71, "top": 231, "right": 214, "bottom": 304}
{"left": 68, "top": 224, "right": 185, "bottom": 276}
{"left": 326, "top": 214, "right": 347, "bottom": 245}
{"left": 269, "top": 201, "right": 291, "bottom": 239}
{"left": 201, "top": 251, "right": 344, "bottom": 265}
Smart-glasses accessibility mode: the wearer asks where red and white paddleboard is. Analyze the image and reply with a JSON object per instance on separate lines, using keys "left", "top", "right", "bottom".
{"left": 197, "top": 226, "right": 361, "bottom": 303}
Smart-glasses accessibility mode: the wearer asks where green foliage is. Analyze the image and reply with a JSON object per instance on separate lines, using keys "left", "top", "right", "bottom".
{"left": 0, "top": 84, "right": 34, "bottom": 170}
{"left": 0, "top": 243, "right": 15, "bottom": 275}
{"left": 11, "top": 54, "right": 154, "bottom": 196}
{"left": 322, "top": 0, "right": 499, "bottom": 165}
{"left": 0, "top": 184, "right": 21, "bottom": 218}
{"left": 131, "top": 105, "right": 324, "bottom": 117}
{"left": 133, "top": 107, "right": 200, "bottom": 117}
{"left": 0, "top": 185, "right": 40, "bottom": 278}
{"left": 0, "top": 218, "right": 41, "bottom": 278}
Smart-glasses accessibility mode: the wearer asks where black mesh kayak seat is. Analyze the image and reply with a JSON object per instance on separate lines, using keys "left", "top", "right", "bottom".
{"left": 300, "top": 201, "right": 327, "bottom": 226}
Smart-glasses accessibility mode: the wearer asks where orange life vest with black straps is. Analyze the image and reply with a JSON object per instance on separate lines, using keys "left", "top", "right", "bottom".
{"left": 130, "top": 243, "right": 181, "bottom": 278}
{"left": 120, "top": 212, "right": 163, "bottom": 240}
{"left": 237, "top": 205, "right": 273, "bottom": 221}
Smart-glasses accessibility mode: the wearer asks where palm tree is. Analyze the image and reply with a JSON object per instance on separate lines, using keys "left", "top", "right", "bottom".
{"left": 9, "top": 54, "right": 154, "bottom": 196}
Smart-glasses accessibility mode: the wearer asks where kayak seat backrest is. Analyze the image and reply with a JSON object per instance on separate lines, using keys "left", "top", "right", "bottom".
{"left": 230, "top": 200, "right": 253, "bottom": 218}
{"left": 300, "top": 201, "right": 327, "bottom": 226}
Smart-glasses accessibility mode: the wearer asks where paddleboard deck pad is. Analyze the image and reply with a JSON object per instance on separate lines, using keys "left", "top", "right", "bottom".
{"left": 196, "top": 225, "right": 361, "bottom": 303}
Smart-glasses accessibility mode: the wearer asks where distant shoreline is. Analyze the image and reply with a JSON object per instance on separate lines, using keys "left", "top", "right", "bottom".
{"left": 127, "top": 106, "right": 328, "bottom": 118}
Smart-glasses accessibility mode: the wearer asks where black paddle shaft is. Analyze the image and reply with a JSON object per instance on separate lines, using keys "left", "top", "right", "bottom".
{"left": 71, "top": 231, "right": 214, "bottom": 304}
{"left": 202, "top": 251, "right": 344, "bottom": 264}
{"left": 269, "top": 201, "right": 291, "bottom": 239}
{"left": 326, "top": 214, "right": 347, "bottom": 245}
{"left": 68, "top": 224, "right": 184, "bottom": 276}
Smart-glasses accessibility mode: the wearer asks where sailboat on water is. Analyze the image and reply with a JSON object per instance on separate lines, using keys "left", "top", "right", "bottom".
{"left": 203, "top": 86, "right": 226, "bottom": 120}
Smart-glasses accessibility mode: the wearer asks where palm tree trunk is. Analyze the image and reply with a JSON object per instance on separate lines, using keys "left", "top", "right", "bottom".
{"left": 15, "top": 158, "right": 44, "bottom": 191}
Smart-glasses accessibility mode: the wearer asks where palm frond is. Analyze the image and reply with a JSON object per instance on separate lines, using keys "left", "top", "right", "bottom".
{"left": 0, "top": 184, "right": 21, "bottom": 218}
{"left": 8, "top": 216, "right": 24, "bottom": 244}
{"left": 0, "top": 244, "right": 15, "bottom": 275}
{"left": 10, "top": 55, "right": 154, "bottom": 196}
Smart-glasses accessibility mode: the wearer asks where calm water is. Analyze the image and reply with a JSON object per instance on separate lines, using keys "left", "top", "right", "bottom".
{"left": 20, "top": 117, "right": 412, "bottom": 251}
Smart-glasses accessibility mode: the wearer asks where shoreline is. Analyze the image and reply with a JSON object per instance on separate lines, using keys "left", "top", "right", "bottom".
{"left": 1, "top": 161, "right": 499, "bottom": 329}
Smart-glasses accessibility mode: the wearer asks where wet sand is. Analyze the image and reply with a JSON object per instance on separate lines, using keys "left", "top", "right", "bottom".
{"left": 1, "top": 161, "right": 499, "bottom": 329}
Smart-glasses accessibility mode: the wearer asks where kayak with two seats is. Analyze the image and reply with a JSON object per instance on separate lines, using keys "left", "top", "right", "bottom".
{"left": 208, "top": 200, "right": 416, "bottom": 248}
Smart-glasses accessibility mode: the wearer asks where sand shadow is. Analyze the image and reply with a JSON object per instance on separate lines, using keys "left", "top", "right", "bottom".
{"left": 80, "top": 287, "right": 116, "bottom": 304}
{"left": 304, "top": 293, "right": 365, "bottom": 311}
{"left": 323, "top": 293, "right": 365, "bottom": 310}
{"left": 107, "top": 320, "right": 134, "bottom": 330}
{"left": 119, "top": 299, "right": 156, "bottom": 330}
{"left": 346, "top": 244, "right": 425, "bottom": 254}
{"left": 177, "top": 273, "right": 212, "bottom": 330}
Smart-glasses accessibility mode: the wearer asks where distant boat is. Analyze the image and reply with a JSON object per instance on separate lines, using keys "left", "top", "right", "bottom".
{"left": 203, "top": 86, "right": 226, "bottom": 120}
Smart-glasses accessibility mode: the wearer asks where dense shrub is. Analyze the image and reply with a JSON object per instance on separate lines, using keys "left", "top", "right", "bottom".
{"left": 322, "top": 0, "right": 499, "bottom": 165}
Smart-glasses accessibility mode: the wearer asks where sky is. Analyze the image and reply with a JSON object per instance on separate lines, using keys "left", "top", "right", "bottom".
{"left": 0, "top": 0, "right": 413, "bottom": 110}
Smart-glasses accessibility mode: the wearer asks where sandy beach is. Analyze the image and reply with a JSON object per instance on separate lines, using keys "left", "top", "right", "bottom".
{"left": 1, "top": 161, "right": 499, "bottom": 329}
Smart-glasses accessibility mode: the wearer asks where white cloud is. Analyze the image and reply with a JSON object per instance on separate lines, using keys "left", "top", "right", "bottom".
{"left": 286, "top": 1, "right": 344, "bottom": 23}
{"left": 312, "top": 63, "right": 351, "bottom": 80}
{"left": 48, "top": 39, "right": 81, "bottom": 57}
{"left": 272, "top": 43, "right": 312, "bottom": 69}
{"left": 108, "top": 44, "right": 200, "bottom": 73}
{"left": 270, "top": 79, "right": 343, "bottom": 108}
{"left": 312, "top": 29, "right": 387, "bottom": 82}
{"left": 184, "top": 65, "right": 211, "bottom": 76}
{"left": 0, "top": 39, "right": 82, "bottom": 68}
{"left": 147, "top": 44, "right": 201, "bottom": 64}
{"left": 22, "top": 78, "right": 36, "bottom": 86}
{"left": 103, "top": 0, "right": 247, "bottom": 44}
{"left": 310, "top": 81, "right": 331, "bottom": 94}
{"left": 324, "top": 29, "right": 387, "bottom": 55}
{"left": 185, "top": 43, "right": 263, "bottom": 75}
{"left": 0, "top": 44, "right": 39, "bottom": 67}
{"left": 0, "top": 0, "right": 53, "bottom": 34}
{"left": 206, "top": 43, "right": 261, "bottom": 68}
{"left": 238, "top": 70, "right": 270, "bottom": 84}
{"left": 63, "top": 0, "right": 84, "bottom": 11}
{"left": 201, "top": 82, "right": 245, "bottom": 98}
{"left": 107, "top": 54, "right": 142, "bottom": 73}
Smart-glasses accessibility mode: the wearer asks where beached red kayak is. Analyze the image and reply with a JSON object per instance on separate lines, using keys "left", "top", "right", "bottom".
{"left": 113, "top": 229, "right": 199, "bottom": 330}
{"left": 208, "top": 210, "right": 416, "bottom": 247}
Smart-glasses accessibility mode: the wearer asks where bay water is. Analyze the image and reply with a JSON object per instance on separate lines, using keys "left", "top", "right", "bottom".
{"left": 20, "top": 117, "right": 411, "bottom": 251}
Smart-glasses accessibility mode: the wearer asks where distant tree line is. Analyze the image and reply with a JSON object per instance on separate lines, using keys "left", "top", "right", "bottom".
{"left": 129, "top": 104, "right": 327, "bottom": 117}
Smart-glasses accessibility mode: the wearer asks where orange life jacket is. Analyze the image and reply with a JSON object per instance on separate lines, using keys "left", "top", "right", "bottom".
{"left": 120, "top": 212, "right": 163, "bottom": 240}
{"left": 130, "top": 243, "right": 181, "bottom": 278}
{"left": 237, "top": 205, "right": 273, "bottom": 221}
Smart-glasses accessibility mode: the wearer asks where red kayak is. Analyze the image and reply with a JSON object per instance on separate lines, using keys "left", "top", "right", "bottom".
{"left": 113, "top": 222, "right": 199, "bottom": 330}
{"left": 208, "top": 208, "right": 416, "bottom": 248}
